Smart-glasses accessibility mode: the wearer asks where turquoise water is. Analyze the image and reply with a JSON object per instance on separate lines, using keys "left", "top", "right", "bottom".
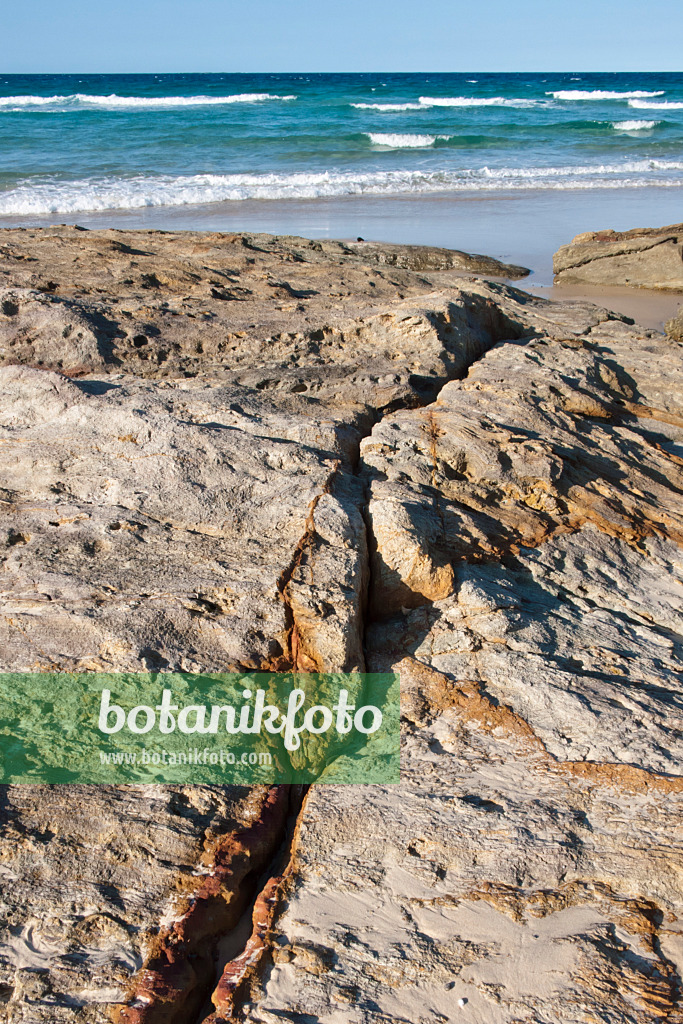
{"left": 1, "top": 72, "right": 682, "bottom": 217}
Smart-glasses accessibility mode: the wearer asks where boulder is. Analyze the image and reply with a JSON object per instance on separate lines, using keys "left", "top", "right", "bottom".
{"left": 553, "top": 223, "right": 683, "bottom": 290}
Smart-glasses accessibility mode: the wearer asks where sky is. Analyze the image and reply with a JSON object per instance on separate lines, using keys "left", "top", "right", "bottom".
{"left": 3, "top": 0, "right": 682, "bottom": 74}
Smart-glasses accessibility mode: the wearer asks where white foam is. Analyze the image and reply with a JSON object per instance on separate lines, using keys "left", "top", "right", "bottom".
{"left": 479, "top": 159, "right": 683, "bottom": 179}
{"left": 0, "top": 95, "right": 64, "bottom": 107}
{"left": 366, "top": 133, "right": 445, "bottom": 147}
{"left": 0, "top": 93, "right": 297, "bottom": 111}
{"left": 550, "top": 89, "right": 665, "bottom": 100}
{"left": 418, "top": 95, "right": 539, "bottom": 108}
{"left": 612, "top": 120, "right": 658, "bottom": 131}
{"left": 628, "top": 98, "right": 683, "bottom": 110}
{"left": 1, "top": 160, "right": 681, "bottom": 216}
{"left": 352, "top": 102, "right": 424, "bottom": 111}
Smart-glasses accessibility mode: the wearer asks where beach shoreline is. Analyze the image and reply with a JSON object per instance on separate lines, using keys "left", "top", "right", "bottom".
{"left": 2, "top": 186, "right": 681, "bottom": 328}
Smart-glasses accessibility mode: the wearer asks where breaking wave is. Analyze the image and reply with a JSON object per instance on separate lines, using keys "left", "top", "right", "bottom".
{"left": 612, "top": 120, "right": 659, "bottom": 131}
{"left": 352, "top": 96, "right": 540, "bottom": 111}
{"left": 550, "top": 90, "right": 665, "bottom": 100}
{"left": 2, "top": 160, "right": 682, "bottom": 215}
{"left": 365, "top": 133, "right": 445, "bottom": 147}
{"left": 352, "top": 102, "right": 424, "bottom": 111}
{"left": 0, "top": 93, "right": 297, "bottom": 111}
{"left": 628, "top": 99, "right": 683, "bottom": 110}
{"left": 418, "top": 95, "right": 540, "bottom": 108}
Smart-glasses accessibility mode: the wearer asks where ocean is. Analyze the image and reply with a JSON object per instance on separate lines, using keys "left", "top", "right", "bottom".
{"left": 1, "top": 71, "right": 682, "bottom": 214}
{"left": 1, "top": 72, "right": 682, "bottom": 298}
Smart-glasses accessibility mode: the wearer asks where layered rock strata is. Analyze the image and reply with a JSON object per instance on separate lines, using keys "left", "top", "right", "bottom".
{"left": 553, "top": 223, "right": 683, "bottom": 290}
{"left": 0, "top": 227, "right": 681, "bottom": 1023}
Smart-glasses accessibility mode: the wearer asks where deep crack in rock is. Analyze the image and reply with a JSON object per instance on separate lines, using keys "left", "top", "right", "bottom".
{"left": 0, "top": 228, "right": 681, "bottom": 1024}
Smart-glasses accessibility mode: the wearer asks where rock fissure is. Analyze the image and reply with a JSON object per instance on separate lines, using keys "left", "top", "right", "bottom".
{"left": 106, "top": 270, "right": 525, "bottom": 1022}
{"left": 201, "top": 787, "right": 309, "bottom": 1024}
{"left": 1, "top": 228, "right": 683, "bottom": 1024}
{"left": 111, "top": 786, "right": 300, "bottom": 1024}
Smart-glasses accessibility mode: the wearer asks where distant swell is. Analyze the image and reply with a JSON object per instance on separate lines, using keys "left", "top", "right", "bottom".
{"left": 0, "top": 93, "right": 297, "bottom": 111}
{"left": 550, "top": 89, "right": 665, "bottom": 100}
{"left": 353, "top": 97, "right": 540, "bottom": 110}
{"left": 2, "top": 161, "right": 682, "bottom": 215}
{"left": 629, "top": 99, "right": 683, "bottom": 110}
{"left": 352, "top": 102, "right": 424, "bottom": 111}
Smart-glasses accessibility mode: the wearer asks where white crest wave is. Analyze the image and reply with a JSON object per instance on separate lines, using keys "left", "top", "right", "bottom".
{"left": 0, "top": 93, "right": 297, "bottom": 111}
{"left": 365, "top": 133, "right": 445, "bottom": 148}
{"left": 418, "top": 95, "right": 539, "bottom": 108}
{"left": 550, "top": 90, "right": 665, "bottom": 100}
{"left": 628, "top": 99, "right": 683, "bottom": 110}
{"left": 352, "top": 103, "right": 424, "bottom": 111}
{"left": 612, "top": 120, "right": 658, "bottom": 132}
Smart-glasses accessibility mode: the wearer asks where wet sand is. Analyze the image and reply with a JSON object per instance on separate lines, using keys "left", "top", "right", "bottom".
{"left": 528, "top": 281, "right": 681, "bottom": 331}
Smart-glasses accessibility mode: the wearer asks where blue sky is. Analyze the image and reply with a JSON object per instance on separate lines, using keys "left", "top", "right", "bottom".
{"left": 3, "top": 0, "right": 681, "bottom": 74}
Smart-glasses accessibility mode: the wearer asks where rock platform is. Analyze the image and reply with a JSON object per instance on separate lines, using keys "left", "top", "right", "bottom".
{"left": 0, "top": 227, "right": 681, "bottom": 1023}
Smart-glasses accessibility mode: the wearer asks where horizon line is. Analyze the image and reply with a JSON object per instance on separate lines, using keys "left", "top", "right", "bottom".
{"left": 2, "top": 69, "right": 682, "bottom": 76}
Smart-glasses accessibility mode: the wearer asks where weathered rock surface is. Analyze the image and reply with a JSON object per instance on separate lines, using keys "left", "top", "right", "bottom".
{"left": 0, "top": 227, "right": 681, "bottom": 1024}
{"left": 0, "top": 228, "right": 530, "bottom": 1023}
{"left": 0, "top": 368, "right": 368, "bottom": 676}
{"left": 554, "top": 223, "right": 683, "bottom": 290}
{"left": 666, "top": 308, "right": 683, "bottom": 341}
{"left": 239, "top": 288, "right": 683, "bottom": 1023}
{"left": 0, "top": 364, "right": 366, "bottom": 1021}
{"left": 0, "top": 227, "right": 527, "bottom": 412}
{"left": 332, "top": 238, "right": 529, "bottom": 277}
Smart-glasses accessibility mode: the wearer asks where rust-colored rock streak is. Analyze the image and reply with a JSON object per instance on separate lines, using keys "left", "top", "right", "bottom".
{"left": 206, "top": 872, "right": 289, "bottom": 1023}
{"left": 113, "top": 786, "right": 289, "bottom": 1024}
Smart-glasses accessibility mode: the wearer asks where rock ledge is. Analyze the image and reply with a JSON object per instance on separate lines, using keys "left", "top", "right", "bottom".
{"left": 554, "top": 222, "right": 683, "bottom": 290}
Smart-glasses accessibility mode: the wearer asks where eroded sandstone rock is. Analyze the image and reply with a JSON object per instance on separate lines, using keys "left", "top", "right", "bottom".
{"left": 0, "top": 227, "right": 681, "bottom": 1024}
{"left": 0, "top": 366, "right": 369, "bottom": 675}
{"left": 0, "top": 227, "right": 527, "bottom": 411}
{"left": 553, "top": 223, "right": 683, "bottom": 290}
{"left": 0, "top": 360, "right": 370, "bottom": 1020}
{"left": 0, "top": 228, "right": 536, "bottom": 1022}
{"left": 666, "top": 308, "right": 683, "bottom": 341}
{"left": 241, "top": 293, "right": 683, "bottom": 1024}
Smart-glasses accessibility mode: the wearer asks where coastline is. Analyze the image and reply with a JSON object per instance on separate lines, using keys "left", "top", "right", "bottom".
{"left": 3, "top": 52, "right": 683, "bottom": 1024}
{"left": 3, "top": 185, "right": 681, "bottom": 328}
